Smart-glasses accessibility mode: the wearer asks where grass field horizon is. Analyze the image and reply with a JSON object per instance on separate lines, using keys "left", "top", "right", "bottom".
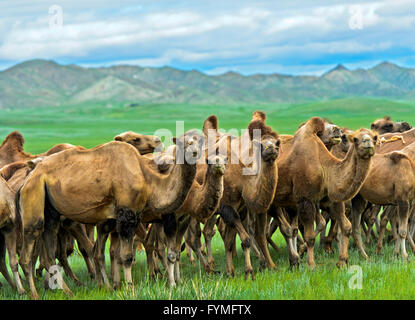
{"left": 1, "top": 97, "right": 415, "bottom": 300}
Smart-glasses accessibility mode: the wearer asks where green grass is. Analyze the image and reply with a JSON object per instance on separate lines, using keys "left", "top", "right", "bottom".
{"left": 1, "top": 97, "right": 415, "bottom": 299}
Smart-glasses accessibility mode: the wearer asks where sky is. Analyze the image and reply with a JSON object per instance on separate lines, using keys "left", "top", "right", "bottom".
{"left": 0, "top": 0, "right": 414, "bottom": 75}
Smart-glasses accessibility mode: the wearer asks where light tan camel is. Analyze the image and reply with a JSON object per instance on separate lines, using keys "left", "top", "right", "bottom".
{"left": 17, "top": 135, "right": 199, "bottom": 299}
{"left": 371, "top": 116, "right": 412, "bottom": 135}
{"left": 352, "top": 142, "right": 415, "bottom": 260}
{"left": 270, "top": 118, "right": 377, "bottom": 268}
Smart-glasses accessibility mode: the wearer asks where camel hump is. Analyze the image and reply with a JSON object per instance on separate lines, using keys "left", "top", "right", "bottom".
{"left": 390, "top": 152, "right": 408, "bottom": 164}
{"left": 203, "top": 115, "right": 219, "bottom": 135}
{"left": 251, "top": 111, "right": 266, "bottom": 122}
{"left": 1, "top": 131, "right": 25, "bottom": 152}
{"left": 0, "top": 161, "right": 27, "bottom": 181}
{"left": 308, "top": 117, "right": 325, "bottom": 135}
{"left": 247, "top": 111, "right": 278, "bottom": 140}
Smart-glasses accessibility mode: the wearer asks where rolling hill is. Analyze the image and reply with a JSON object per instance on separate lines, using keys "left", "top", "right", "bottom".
{"left": 1, "top": 59, "right": 415, "bottom": 109}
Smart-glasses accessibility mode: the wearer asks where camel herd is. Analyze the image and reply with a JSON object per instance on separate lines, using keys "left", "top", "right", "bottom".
{"left": 0, "top": 112, "right": 413, "bottom": 299}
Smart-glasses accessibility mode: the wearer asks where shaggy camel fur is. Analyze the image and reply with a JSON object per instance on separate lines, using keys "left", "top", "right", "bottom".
{"left": 0, "top": 175, "right": 24, "bottom": 293}
{"left": 352, "top": 142, "right": 415, "bottom": 260}
{"left": 142, "top": 150, "right": 226, "bottom": 286}
{"left": 17, "top": 136, "right": 199, "bottom": 299}
{"left": 198, "top": 111, "right": 280, "bottom": 278}
{"left": 0, "top": 131, "right": 75, "bottom": 168}
{"left": 371, "top": 116, "right": 412, "bottom": 135}
{"left": 270, "top": 118, "right": 377, "bottom": 268}
{"left": 267, "top": 121, "right": 345, "bottom": 264}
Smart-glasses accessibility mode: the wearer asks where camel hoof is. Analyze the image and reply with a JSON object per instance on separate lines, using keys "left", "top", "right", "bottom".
{"left": 244, "top": 270, "right": 255, "bottom": 281}
{"left": 259, "top": 260, "right": 267, "bottom": 271}
{"left": 336, "top": 260, "right": 348, "bottom": 269}
{"left": 18, "top": 288, "right": 26, "bottom": 295}
{"left": 31, "top": 293, "right": 40, "bottom": 300}
{"left": 74, "top": 279, "right": 83, "bottom": 287}
{"left": 113, "top": 282, "right": 121, "bottom": 290}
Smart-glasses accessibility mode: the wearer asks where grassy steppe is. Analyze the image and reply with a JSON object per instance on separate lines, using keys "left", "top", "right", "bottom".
{"left": 0, "top": 97, "right": 415, "bottom": 299}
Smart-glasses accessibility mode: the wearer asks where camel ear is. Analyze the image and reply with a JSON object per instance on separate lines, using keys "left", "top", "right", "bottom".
{"left": 370, "top": 123, "right": 377, "bottom": 130}
{"left": 114, "top": 136, "right": 123, "bottom": 142}
{"left": 203, "top": 115, "right": 218, "bottom": 136}
{"left": 27, "top": 160, "right": 36, "bottom": 170}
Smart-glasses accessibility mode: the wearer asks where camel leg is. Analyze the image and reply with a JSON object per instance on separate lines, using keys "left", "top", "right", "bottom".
{"left": 41, "top": 205, "right": 72, "bottom": 296}
{"left": 267, "top": 217, "right": 281, "bottom": 253}
{"left": 162, "top": 213, "right": 178, "bottom": 287}
{"left": 330, "top": 201, "right": 352, "bottom": 268}
{"left": 185, "top": 218, "right": 212, "bottom": 273}
{"left": 203, "top": 215, "right": 218, "bottom": 269}
{"left": 275, "top": 207, "right": 299, "bottom": 268}
{"left": 3, "top": 230, "right": 25, "bottom": 294}
{"left": 224, "top": 206, "right": 253, "bottom": 279}
{"left": 223, "top": 224, "right": 237, "bottom": 277}
{"left": 377, "top": 207, "right": 392, "bottom": 254}
{"left": 254, "top": 212, "right": 277, "bottom": 270}
{"left": 351, "top": 195, "right": 369, "bottom": 260}
{"left": 110, "top": 232, "right": 122, "bottom": 289}
{"left": 116, "top": 208, "right": 138, "bottom": 289}
{"left": 314, "top": 209, "right": 327, "bottom": 238}
{"left": 93, "top": 221, "right": 114, "bottom": 288}
{"left": 297, "top": 199, "right": 317, "bottom": 269}
{"left": 109, "top": 232, "right": 118, "bottom": 281}
{"left": 173, "top": 216, "right": 191, "bottom": 283}
{"left": 56, "top": 230, "right": 82, "bottom": 286}
{"left": 0, "top": 233, "right": 15, "bottom": 289}
{"left": 184, "top": 240, "right": 196, "bottom": 266}
{"left": 64, "top": 221, "right": 95, "bottom": 280}
{"left": 143, "top": 223, "right": 160, "bottom": 278}
{"left": 396, "top": 200, "right": 410, "bottom": 259}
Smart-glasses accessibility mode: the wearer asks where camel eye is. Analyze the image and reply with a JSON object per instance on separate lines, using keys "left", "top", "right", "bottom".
{"left": 134, "top": 138, "right": 141, "bottom": 143}
{"left": 353, "top": 137, "right": 358, "bottom": 143}
{"left": 373, "top": 135, "right": 378, "bottom": 142}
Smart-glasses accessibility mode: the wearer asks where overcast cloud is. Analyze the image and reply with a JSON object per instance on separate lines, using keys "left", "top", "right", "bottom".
{"left": 0, "top": 0, "right": 414, "bottom": 75}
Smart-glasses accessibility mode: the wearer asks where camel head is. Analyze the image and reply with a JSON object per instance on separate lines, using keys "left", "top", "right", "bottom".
{"left": 114, "top": 131, "right": 162, "bottom": 155}
{"left": 319, "top": 123, "right": 342, "bottom": 149}
{"left": 370, "top": 116, "right": 412, "bottom": 135}
{"left": 174, "top": 129, "right": 204, "bottom": 164}
{"left": 206, "top": 154, "right": 227, "bottom": 176}
{"left": 248, "top": 111, "right": 280, "bottom": 163}
{"left": 348, "top": 129, "right": 378, "bottom": 159}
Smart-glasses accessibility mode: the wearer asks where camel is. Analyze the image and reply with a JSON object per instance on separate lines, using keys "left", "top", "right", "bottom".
{"left": 195, "top": 112, "right": 280, "bottom": 278}
{"left": 269, "top": 118, "right": 377, "bottom": 268}
{"left": 0, "top": 131, "right": 75, "bottom": 168}
{"left": 352, "top": 142, "right": 415, "bottom": 260}
{"left": 371, "top": 116, "right": 412, "bottom": 135}
{"left": 0, "top": 174, "right": 24, "bottom": 293}
{"left": 141, "top": 150, "right": 226, "bottom": 286}
{"left": 266, "top": 122, "right": 345, "bottom": 262}
{"left": 110, "top": 123, "right": 226, "bottom": 286}
{"left": 17, "top": 132, "right": 199, "bottom": 299}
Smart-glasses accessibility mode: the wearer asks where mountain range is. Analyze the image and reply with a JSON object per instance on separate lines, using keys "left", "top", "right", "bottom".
{"left": 1, "top": 59, "right": 415, "bottom": 109}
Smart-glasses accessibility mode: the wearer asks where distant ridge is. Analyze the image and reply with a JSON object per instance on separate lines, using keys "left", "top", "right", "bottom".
{"left": 0, "top": 59, "right": 415, "bottom": 108}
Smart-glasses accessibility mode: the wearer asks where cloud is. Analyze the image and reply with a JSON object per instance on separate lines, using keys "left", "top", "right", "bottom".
{"left": 0, "top": 0, "right": 414, "bottom": 74}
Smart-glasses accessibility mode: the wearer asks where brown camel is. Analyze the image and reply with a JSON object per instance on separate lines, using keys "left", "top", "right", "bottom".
{"left": 141, "top": 149, "right": 226, "bottom": 286}
{"left": 352, "top": 142, "right": 415, "bottom": 260}
{"left": 199, "top": 111, "right": 280, "bottom": 278}
{"left": 270, "top": 118, "right": 377, "bottom": 268}
{"left": 0, "top": 174, "right": 24, "bottom": 293}
{"left": 17, "top": 134, "right": 199, "bottom": 299}
{"left": 371, "top": 116, "right": 412, "bottom": 135}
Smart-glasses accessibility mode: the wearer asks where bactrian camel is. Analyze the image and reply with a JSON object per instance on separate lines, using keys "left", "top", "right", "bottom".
{"left": 17, "top": 135, "right": 199, "bottom": 299}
